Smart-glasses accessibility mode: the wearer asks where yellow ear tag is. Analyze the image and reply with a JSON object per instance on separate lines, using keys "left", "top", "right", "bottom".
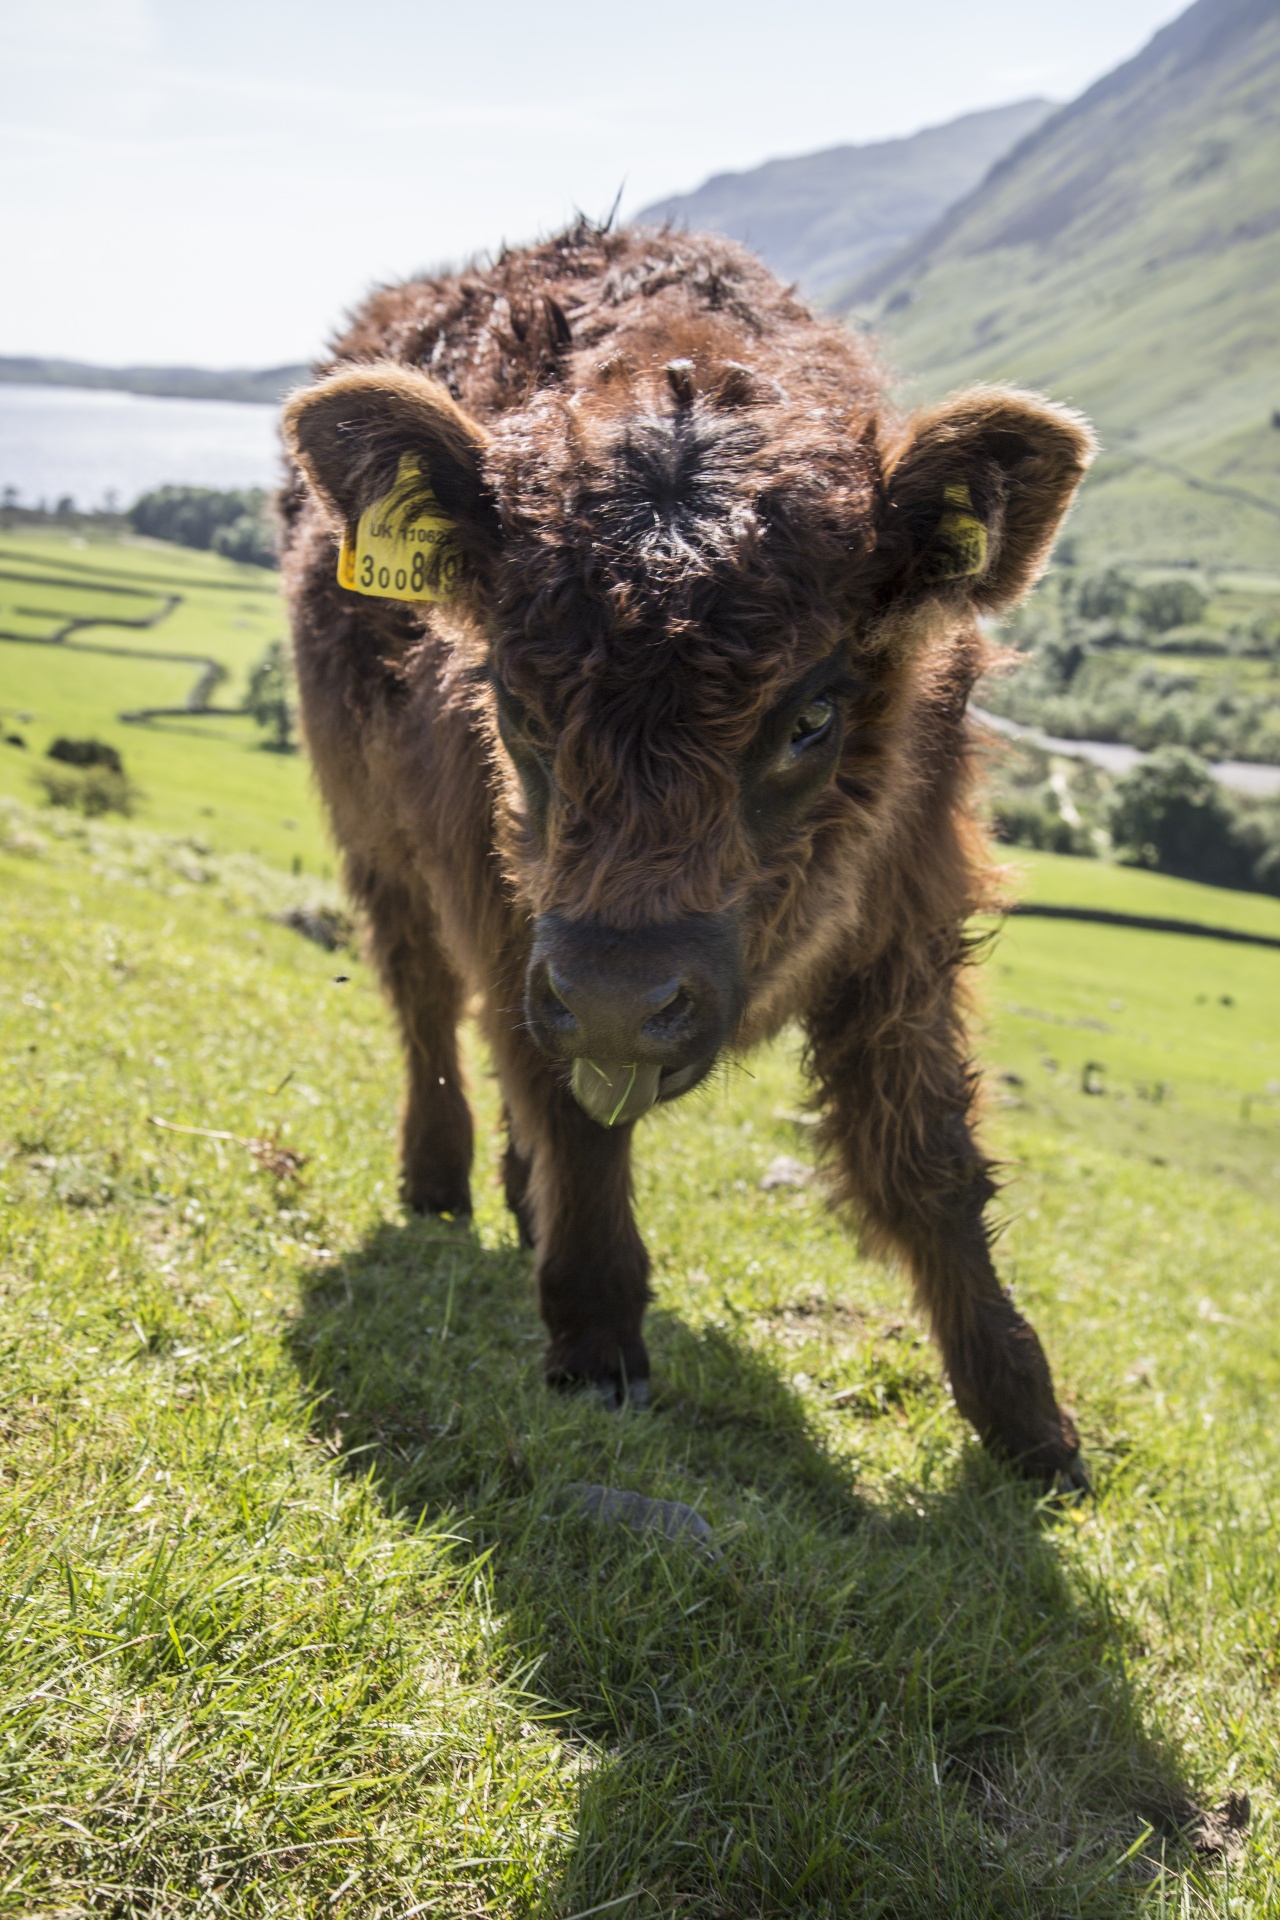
{"left": 936, "top": 480, "right": 988, "bottom": 580}
{"left": 337, "top": 454, "right": 461, "bottom": 603}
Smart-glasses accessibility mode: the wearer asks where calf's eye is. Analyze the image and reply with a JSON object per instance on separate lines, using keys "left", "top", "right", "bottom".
{"left": 787, "top": 695, "right": 835, "bottom": 755}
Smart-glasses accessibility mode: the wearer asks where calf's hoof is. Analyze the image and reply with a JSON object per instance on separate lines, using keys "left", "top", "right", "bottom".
{"left": 1049, "top": 1450, "right": 1092, "bottom": 1497}
{"left": 402, "top": 1174, "right": 473, "bottom": 1222}
{"left": 957, "top": 1302, "right": 1086, "bottom": 1491}
{"left": 544, "top": 1331, "right": 650, "bottom": 1412}
{"left": 410, "top": 1205, "right": 474, "bottom": 1232}
{"left": 989, "top": 1410, "right": 1089, "bottom": 1494}
{"left": 591, "top": 1376, "right": 652, "bottom": 1412}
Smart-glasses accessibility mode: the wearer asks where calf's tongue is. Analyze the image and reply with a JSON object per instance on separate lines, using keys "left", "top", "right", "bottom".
{"left": 570, "top": 1060, "right": 662, "bottom": 1127}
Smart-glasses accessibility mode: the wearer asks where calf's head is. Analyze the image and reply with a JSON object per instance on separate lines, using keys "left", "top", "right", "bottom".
{"left": 286, "top": 354, "right": 1092, "bottom": 1125}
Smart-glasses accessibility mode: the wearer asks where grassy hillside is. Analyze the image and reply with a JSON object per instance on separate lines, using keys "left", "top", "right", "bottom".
{"left": 978, "top": 555, "right": 1280, "bottom": 788}
{"left": 634, "top": 101, "right": 1052, "bottom": 309}
{"left": 852, "top": 0, "right": 1280, "bottom": 570}
{"left": 986, "top": 851, "right": 1280, "bottom": 1191}
{"left": 0, "top": 526, "right": 328, "bottom": 873}
{"left": 1011, "top": 844, "right": 1280, "bottom": 933}
{"left": 2, "top": 791, "right": 1279, "bottom": 1913}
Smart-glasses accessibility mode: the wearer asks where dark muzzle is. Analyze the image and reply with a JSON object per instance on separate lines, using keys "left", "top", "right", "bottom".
{"left": 525, "top": 912, "right": 742, "bottom": 1126}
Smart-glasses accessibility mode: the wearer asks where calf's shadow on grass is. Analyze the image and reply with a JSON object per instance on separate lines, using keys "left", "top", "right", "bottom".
{"left": 289, "top": 1217, "right": 1218, "bottom": 1917}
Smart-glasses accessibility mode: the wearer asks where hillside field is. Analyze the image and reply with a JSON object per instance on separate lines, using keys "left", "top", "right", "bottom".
{"left": 0, "top": 526, "right": 326, "bottom": 875}
{"left": 2, "top": 530, "right": 1280, "bottom": 1913}
{"left": 856, "top": 0, "right": 1280, "bottom": 574}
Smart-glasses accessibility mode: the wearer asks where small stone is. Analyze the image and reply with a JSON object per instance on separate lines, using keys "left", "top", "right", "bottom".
{"left": 760, "top": 1154, "right": 811, "bottom": 1191}
{"left": 274, "top": 904, "right": 354, "bottom": 952}
{"left": 558, "top": 1482, "right": 721, "bottom": 1559}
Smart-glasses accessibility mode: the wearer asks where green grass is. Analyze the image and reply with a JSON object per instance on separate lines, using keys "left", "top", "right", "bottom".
{"left": 1009, "top": 847, "right": 1280, "bottom": 938}
{"left": 0, "top": 528, "right": 329, "bottom": 874}
{"left": 3, "top": 796, "right": 1280, "bottom": 1915}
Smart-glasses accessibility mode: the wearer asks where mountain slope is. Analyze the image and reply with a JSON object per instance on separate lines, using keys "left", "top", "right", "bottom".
{"left": 633, "top": 101, "right": 1053, "bottom": 308}
{"left": 0, "top": 358, "right": 304, "bottom": 405}
{"left": 850, "top": 0, "right": 1280, "bottom": 567}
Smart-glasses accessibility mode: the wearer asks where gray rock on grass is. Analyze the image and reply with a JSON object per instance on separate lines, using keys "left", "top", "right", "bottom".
{"left": 559, "top": 1482, "right": 721, "bottom": 1559}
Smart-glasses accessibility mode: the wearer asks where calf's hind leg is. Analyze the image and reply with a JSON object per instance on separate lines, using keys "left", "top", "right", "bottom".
{"left": 808, "top": 948, "right": 1083, "bottom": 1487}
{"left": 501, "top": 1110, "right": 536, "bottom": 1249}
{"left": 357, "top": 875, "right": 474, "bottom": 1220}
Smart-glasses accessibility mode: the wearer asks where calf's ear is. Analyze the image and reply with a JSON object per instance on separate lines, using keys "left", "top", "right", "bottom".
{"left": 874, "top": 387, "right": 1095, "bottom": 613}
{"left": 282, "top": 362, "right": 500, "bottom": 584}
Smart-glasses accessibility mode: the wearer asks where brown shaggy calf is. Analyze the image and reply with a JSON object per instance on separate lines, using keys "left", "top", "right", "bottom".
{"left": 280, "top": 222, "right": 1093, "bottom": 1487}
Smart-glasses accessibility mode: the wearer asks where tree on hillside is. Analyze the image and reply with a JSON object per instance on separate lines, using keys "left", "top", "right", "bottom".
{"left": 1107, "top": 748, "right": 1249, "bottom": 886}
{"left": 1236, "top": 798, "right": 1280, "bottom": 897}
{"left": 129, "top": 486, "right": 277, "bottom": 568}
{"left": 246, "top": 640, "right": 295, "bottom": 753}
{"left": 1076, "top": 568, "right": 1133, "bottom": 621}
{"left": 1135, "top": 579, "right": 1209, "bottom": 635}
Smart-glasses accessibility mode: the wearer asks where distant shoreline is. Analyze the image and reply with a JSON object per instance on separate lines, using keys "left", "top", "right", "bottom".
{"left": 0, "top": 385, "right": 280, "bottom": 506}
{"left": 0, "top": 356, "right": 307, "bottom": 407}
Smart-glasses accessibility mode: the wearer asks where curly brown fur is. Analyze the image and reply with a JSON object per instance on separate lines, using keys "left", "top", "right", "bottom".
{"left": 279, "top": 220, "right": 1094, "bottom": 1479}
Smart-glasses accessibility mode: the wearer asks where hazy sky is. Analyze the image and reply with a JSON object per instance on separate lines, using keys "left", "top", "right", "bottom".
{"left": 3, "top": 0, "right": 1185, "bottom": 367}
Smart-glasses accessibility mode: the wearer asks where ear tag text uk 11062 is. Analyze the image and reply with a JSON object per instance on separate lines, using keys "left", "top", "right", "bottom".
{"left": 337, "top": 455, "right": 461, "bottom": 604}
{"left": 935, "top": 481, "right": 988, "bottom": 580}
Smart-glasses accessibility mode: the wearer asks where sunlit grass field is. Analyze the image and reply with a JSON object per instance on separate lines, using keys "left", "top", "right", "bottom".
{"left": 2, "top": 760, "right": 1279, "bottom": 1914}
{"left": 989, "top": 855, "right": 1280, "bottom": 1196}
{"left": 2, "top": 529, "right": 1279, "bottom": 1914}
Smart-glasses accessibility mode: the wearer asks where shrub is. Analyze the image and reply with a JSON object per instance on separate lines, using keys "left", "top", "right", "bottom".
{"left": 47, "top": 736, "right": 123, "bottom": 774}
{"left": 32, "top": 763, "right": 139, "bottom": 817}
{"left": 1039, "top": 635, "right": 1086, "bottom": 687}
{"left": 1076, "top": 568, "right": 1133, "bottom": 621}
{"left": 246, "top": 640, "right": 296, "bottom": 753}
{"left": 1236, "top": 799, "right": 1280, "bottom": 896}
{"left": 1246, "top": 708, "right": 1280, "bottom": 762}
{"left": 212, "top": 511, "right": 277, "bottom": 569}
{"left": 991, "top": 796, "right": 1095, "bottom": 856}
{"left": 1135, "top": 579, "right": 1209, "bottom": 634}
{"left": 1108, "top": 748, "right": 1249, "bottom": 885}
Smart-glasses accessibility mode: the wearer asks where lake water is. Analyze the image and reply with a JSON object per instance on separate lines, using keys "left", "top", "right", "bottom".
{"left": 0, "top": 383, "right": 281, "bottom": 509}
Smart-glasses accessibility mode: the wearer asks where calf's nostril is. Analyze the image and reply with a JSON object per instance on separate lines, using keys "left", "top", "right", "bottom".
{"left": 545, "top": 965, "right": 576, "bottom": 1011}
{"left": 540, "top": 964, "right": 581, "bottom": 1035}
{"left": 642, "top": 986, "right": 696, "bottom": 1042}
{"left": 646, "top": 977, "right": 684, "bottom": 1011}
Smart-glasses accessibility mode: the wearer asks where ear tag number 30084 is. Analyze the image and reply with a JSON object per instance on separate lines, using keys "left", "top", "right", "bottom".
{"left": 337, "top": 455, "right": 461, "bottom": 604}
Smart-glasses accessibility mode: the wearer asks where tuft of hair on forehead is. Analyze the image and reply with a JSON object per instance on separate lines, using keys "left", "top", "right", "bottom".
{"left": 609, "top": 402, "right": 757, "bottom": 565}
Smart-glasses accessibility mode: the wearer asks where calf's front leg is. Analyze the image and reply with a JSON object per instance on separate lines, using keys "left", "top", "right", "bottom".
{"left": 494, "top": 1032, "right": 651, "bottom": 1406}
{"left": 807, "top": 950, "right": 1084, "bottom": 1487}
